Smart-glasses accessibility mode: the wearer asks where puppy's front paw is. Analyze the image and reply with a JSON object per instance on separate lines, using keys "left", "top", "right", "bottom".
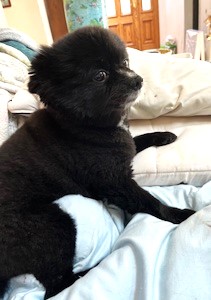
{"left": 171, "top": 208, "right": 195, "bottom": 224}
{"left": 152, "top": 131, "right": 177, "bottom": 147}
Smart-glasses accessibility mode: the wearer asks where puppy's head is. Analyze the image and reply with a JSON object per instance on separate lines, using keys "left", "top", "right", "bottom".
{"left": 29, "top": 26, "right": 142, "bottom": 123}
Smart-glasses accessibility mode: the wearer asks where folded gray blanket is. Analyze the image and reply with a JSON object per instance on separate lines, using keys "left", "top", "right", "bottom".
{"left": 0, "top": 28, "right": 39, "bottom": 51}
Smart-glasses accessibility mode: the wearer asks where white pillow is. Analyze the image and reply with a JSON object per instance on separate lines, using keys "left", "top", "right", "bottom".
{"left": 127, "top": 47, "right": 211, "bottom": 119}
{"left": 130, "top": 116, "right": 211, "bottom": 186}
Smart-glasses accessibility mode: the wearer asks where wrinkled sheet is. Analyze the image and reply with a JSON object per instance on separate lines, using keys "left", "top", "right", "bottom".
{"left": 3, "top": 182, "right": 211, "bottom": 300}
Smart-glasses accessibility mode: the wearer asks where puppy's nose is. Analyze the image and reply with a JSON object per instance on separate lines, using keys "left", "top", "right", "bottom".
{"left": 131, "top": 75, "right": 143, "bottom": 91}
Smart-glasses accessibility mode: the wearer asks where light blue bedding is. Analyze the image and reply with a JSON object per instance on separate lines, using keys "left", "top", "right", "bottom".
{"left": 3, "top": 182, "right": 211, "bottom": 300}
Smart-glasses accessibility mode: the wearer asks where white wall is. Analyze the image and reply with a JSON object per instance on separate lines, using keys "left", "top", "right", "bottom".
{"left": 159, "top": 0, "right": 185, "bottom": 53}
{"left": 0, "top": 2, "right": 8, "bottom": 27}
{"left": 159, "top": 0, "right": 192, "bottom": 53}
{"left": 2, "top": 0, "right": 52, "bottom": 45}
{"left": 159, "top": 0, "right": 211, "bottom": 54}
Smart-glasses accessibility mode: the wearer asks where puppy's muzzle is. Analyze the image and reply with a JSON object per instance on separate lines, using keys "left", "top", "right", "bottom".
{"left": 130, "top": 75, "right": 143, "bottom": 91}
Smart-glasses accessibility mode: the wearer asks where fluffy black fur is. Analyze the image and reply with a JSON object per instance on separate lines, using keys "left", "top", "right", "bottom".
{"left": 0, "top": 26, "right": 194, "bottom": 298}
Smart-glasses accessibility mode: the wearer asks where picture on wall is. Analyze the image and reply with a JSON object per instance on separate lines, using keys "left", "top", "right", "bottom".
{"left": 1, "top": 0, "right": 11, "bottom": 8}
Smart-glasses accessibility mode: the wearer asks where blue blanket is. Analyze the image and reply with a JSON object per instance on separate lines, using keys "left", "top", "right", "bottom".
{"left": 3, "top": 182, "right": 211, "bottom": 300}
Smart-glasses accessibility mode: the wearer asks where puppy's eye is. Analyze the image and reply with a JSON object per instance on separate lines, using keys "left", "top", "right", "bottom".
{"left": 94, "top": 71, "right": 108, "bottom": 82}
{"left": 123, "top": 59, "right": 129, "bottom": 67}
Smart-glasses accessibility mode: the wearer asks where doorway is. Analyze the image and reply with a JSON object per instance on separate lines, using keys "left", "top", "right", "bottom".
{"left": 106, "top": 0, "right": 160, "bottom": 50}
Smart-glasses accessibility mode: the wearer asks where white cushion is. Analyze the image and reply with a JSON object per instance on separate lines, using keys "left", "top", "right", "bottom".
{"left": 127, "top": 47, "right": 211, "bottom": 119}
{"left": 130, "top": 116, "right": 211, "bottom": 186}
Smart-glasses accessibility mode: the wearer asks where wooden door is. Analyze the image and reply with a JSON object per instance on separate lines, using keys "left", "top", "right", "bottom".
{"left": 106, "top": 0, "right": 160, "bottom": 50}
{"left": 44, "top": 0, "right": 68, "bottom": 41}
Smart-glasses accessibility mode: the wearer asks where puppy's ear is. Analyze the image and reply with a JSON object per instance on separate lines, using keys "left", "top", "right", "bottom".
{"left": 28, "top": 46, "right": 59, "bottom": 105}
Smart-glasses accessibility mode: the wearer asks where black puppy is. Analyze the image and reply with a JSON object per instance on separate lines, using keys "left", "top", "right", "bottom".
{"left": 0, "top": 26, "right": 194, "bottom": 298}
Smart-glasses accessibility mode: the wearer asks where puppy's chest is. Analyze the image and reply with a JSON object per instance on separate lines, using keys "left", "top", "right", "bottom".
{"left": 72, "top": 127, "right": 136, "bottom": 167}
